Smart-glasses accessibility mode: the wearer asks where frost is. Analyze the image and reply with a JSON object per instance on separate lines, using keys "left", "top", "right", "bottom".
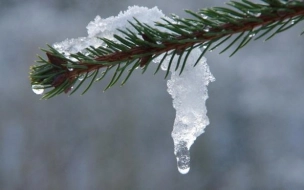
{"left": 52, "top": 6, "right": 215, "bottom": 174}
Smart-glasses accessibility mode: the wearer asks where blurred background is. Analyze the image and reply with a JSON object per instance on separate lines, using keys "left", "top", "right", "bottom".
{"left": 1, "top": 0, "right": 304, "bottom": 189}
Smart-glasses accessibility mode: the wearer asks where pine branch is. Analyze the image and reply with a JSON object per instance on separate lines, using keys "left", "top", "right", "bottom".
{"left": 30, "top": 0, "right": 304, "bottom": 99}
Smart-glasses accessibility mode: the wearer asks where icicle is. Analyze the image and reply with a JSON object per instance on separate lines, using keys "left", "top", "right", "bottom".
{"left": 51, "top": 6, "right": 215, "bottom": 174}
{"left": 155, "top": 48, "right": 215, "bottom": 174}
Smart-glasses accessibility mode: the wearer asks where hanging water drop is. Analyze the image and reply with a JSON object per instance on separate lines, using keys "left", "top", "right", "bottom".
{"left": 32, "top": 85, "right": 44, "bottom": 95}
{"left": 247, "top": 11, "right": 261, "bottom": 17}
{"left": 203, "top": 27, "right": 210, "bottom": 32}
{"left": 174, "top": 141, "right": 190, "bottom": 174}
{"left": 67, "top": 63, "right": 74, "bottom": 71}
{"left": 249, "top": 33, "right": 256, "bottom": 38}
{"left": 291, "top": 19, "right": 295, "bottom": 25}
{"left": 78, "top": 74, "right": 85, "bottom": 81}
{"left": 254, "top": 13, "right": 261, "bottom": 17}
{"left": 201, "top": 14, "right": 208, "bottom": 19}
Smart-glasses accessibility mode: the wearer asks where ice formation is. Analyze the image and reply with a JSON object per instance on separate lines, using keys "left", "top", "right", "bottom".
{"left": 155, "top": 50, "right": 215, "bottom": 174}
{"left": 51, "top": 6, "right": 215, "bottom": 174}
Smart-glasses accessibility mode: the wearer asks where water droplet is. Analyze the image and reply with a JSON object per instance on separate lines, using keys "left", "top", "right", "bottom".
{"left": 249, "top": 33, "right": 256, "bottom": 38}
{"left": 174, "top": 141, "right": 190, "bottom": 174}
{"left": 67, "top": 63, "right": 74, "bottom": 71}
{"left": 203, "top": 27, "right": 210, "bottom": 32}
{"left": 254, "top": 13, "right": 261, "bottom": 17}
{"left": 291, "top": 19, "right": 295, "bottom": 25}
{"left": 202, "top": 45, "right": 207, "bottom": 49}
{"left": 178, "top": 166, "right": 190, "bottom": 174}
{"left": 32, "top": 85, "right": 44, "bottom": 95}
{"left": 201, "top": 14, "right": 208, "bottom": 19}
{"left": 247, "top": 11, "right": 261, "bottom": 17}
{"left": 78, "top": 74, "right": 85, "bottom": 81}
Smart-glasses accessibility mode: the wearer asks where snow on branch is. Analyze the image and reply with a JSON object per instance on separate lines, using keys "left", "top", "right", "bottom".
{"left": 36, "top": 6, "right": 215, "bottom": 174}
{"left": 29, "top": 0, "right": 304, "bottom": 173}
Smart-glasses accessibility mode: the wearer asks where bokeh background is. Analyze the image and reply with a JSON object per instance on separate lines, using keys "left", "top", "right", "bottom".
{"left": 1, "top": 0, "right": 304, "bottom": 189}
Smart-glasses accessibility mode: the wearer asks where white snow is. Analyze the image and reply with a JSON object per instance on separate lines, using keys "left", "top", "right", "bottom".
{"left": 52, "top": 6, "right": 215, "bottom": 174}
{"left": 53, "top": 6, "right": 166, "bottom": 55}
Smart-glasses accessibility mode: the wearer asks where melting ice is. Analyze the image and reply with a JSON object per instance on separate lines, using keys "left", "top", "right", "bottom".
{"left": 50, "top": 6, "right": 215, "bottom": 174}
{"left": 155, "top": 49, "right": 215, "bottom": 174}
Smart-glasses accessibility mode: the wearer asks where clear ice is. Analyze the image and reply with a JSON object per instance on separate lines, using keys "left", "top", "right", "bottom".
{"left": 50, "top": 6, "right": 215, "bottom": 174}
{"left": 155, "top": 48, "right": 215, "bottom": 174}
